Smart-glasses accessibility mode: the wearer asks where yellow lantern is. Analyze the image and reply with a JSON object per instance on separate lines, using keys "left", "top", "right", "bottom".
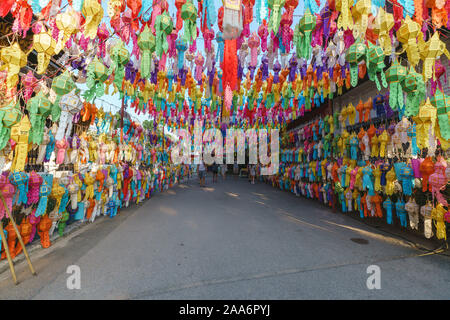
{"left": 0, "top": 43, "right": 27, "bottom": 91}
{"left": 82, "top": 0, "right": 104, "bottom": 40}
{"left": 397, "top": 16, "right": 420, "bottom": 67}
{"left": 33, "top": 30, "right": 57, "bottom": 74}
{"left": 10, "top": 116, "right": 31, "bottom": 172}
{"left": 336, "top": 0, "right": 353, "bottom": 30}
{"left": 373, "top": 8, "right": 394, "bottom": 55}
{"left": 352, "top": 0, "right": 371, "bottom": 36}
{"left": 55, "top": 10, "right": 80, "bottom": 54}
{"left": 419, "top": 32, "right": 450, "bottom": 82}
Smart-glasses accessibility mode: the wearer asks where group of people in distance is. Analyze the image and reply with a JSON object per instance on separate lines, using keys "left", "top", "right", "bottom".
{"left": 197, "top": 160, "right": 260, "bottom": 187}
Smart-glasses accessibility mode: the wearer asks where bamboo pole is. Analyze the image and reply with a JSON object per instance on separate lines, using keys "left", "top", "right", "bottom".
{"left": 0, "top": 221, "right": 17, "bottom": 284}
{"left": 0, "top": 192, "right": 36, "bottom": 276}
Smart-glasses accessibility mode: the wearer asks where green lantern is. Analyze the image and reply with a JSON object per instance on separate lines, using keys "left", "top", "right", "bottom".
{"left": 109, "top": 40, "right": 130, "bottom": 97}
{"left": 181, "top": 0, "right": 197, "bottom": 44}
{"left": 294, "top": 9, "right": 316, "bottom": 60}
{"left": 51, "top": 70, "right": 76, "bottom": 122}
{"left": 83, "top": 57, "right": 108, "bottom": 101}
{"left": 385, "top": 59, "right": 407, "bottom": 110}
{"left": 366, "top": 42, "right": 387, "bottom": 91}
{"left": 155, "top": 12, "right": 173, "bottom": 58}
{"left": 138, "top": 25, "right": 156, "bottom": 79}
{"left": 26, "top": 92, "right": 52, "bottom": 145}
{"left": 346, "top": 39, "right": 366, "bottom": 87}
{"left": 0, "top": 100, "right": 21, "bottom": 150}
{"left": 401, "top": 67, "right": 425, "bottom": 117}
{"left": 429, "top": 89, "right": 450, "bottom": 141}
{"left": 268, "top": 0, "right": 286, "bottom": 35}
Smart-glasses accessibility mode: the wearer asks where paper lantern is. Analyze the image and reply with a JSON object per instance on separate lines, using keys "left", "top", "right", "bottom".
{"left": 373, "top": 9, "right": 394, "bottom": 56}
{"left": 346, "top": 38, "right": 366, "bottom": 87}
{"left": 22, "top": 71, "right": 37, "bottom": 102}
{"left": 56, "top": 91, "right": 84, "bottom": 141}
{"left": 55, "top": 10, "right": 79, "bottom": 54}
{"left": 429, "top": 89, "right": 450, "bottom": 141}
{"left": 401, "top": 67, "right": 425, "bottom": 117}
{"left": 155, "top": 12, "right": 173, "bottom": 58}
{"left": 223, "top": 0, "right": 243, "bottom": 39}
{"left": 138, "top": 25, "right": 156, "bottom": 79}
{"left": 385, "top": 59, "right": 407, "bottom": 110}
{"left": 83, "top": 57, "right": 108, "bottom": 101}
{"left": 10, "top": 115, "right": 31, "bottom": 172}
{"left": 51, "top": 70, "right": 76, "bottom": 122}
{"left": 294, "top": 8, "right": 316, "bottom": 60}
{"left": 109, "top": 40, "right": 130, "bottom": 96}
{"left": 26, "top": 92, "right": 52, "bottom": 145}
{"left": 33, "top": 30, "right": 57, "bottom": 74}
{"left": 366, "top": 42, "right": 387, "bottom": 90}
{"left": 352, "top": 0, "right": 371, "bottom": 36}
{"left": 396, "top": 16, "right": 420, "bottom": 67}
{"left": 0, "top": 100, "right": 21, "bottom": 151}
{"left": 0, "top": 42, "right": 27, "bottom": 91}
{"left": 336, "top": 0, "right": 353, "bottom": 30}
{"left": 419, "top": 32, "right": 450, "bottom": 83}
{"left": 181, "top": 0, "right": 197, "bottom": 44}
{"left": 82, "top": 0, "right": 104, "bottom": 39}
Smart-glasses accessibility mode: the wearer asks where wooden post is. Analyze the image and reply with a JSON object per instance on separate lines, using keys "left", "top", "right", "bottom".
{"left": 0, "top": 192, "right": 36, "bottom": 276}
{"left": 0, "top": 221, "right": 17, "bottom": 284}
{"left": 120, "top": 96, "right": 125, "bottom": 144}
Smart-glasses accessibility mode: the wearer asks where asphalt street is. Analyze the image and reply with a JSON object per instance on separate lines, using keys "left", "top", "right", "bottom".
{"left": 0, "top": 175, "right": 449, "bottom": 299}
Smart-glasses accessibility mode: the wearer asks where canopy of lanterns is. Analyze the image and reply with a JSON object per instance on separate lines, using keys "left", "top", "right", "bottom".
{"left": 0, "top": 0, "right": 448, "bottom": 135}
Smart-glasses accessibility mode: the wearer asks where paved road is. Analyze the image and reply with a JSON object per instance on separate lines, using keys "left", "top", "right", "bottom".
{"left": 0, "top": 175, "right": 449, "bottom": 299}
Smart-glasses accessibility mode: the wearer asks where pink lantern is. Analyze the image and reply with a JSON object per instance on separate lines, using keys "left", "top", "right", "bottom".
{"left": 429, "top": 157, "right": 448, "bottom": 206}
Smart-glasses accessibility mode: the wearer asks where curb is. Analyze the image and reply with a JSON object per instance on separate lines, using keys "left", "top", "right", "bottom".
{"left": 0, "top": 218, "right": 100, "bottom": 276}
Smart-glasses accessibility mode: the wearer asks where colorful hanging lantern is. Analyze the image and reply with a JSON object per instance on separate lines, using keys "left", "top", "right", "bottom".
{"left": 56, "top": 91, "right": 84, "bottom": 141}
{"left": 97, "top": 23, "right": 110, "bottom": 58}
{"left": 22, "top": 71, "right": 37, "bottom": 102}
{"left": 51, "top": 70, "right": 76, "bottom": 122}
{"left": 268, "top": 0, "right": 285, "bottom": 35}
{"left": 425, "top": 0, "right": 448, "bottom": 28}
{"left": 419, "top": 32, "right": 450, "bottom": 83}
{"left": 181, "top": 0, "right": 197, "bottom": 44}
{"left": 294, "top": 8, "right": 316, "bottom": 60}
{"left": 109, "top": 40, "right": 130, "bottom": 96}
{"left": 82, "top": 0, "right": 104, "bottom": 39}
{"left": 10, "top": 115, "right": 31, "bottom": 172}
{"left": 26, "top": 92, "right": 52, "bottom": 145}
{"left": 55, "top": 9, "right": 79, "bottom": 54}
{"left": 175, "top": 0, "right": 187, "bottom": 31}
{"left": 0, "top": 100, "right": 21, "bottom": 151}
{"left": 396, "top": 16, "right": 420, "bottom": 67}
{"left": 138, "top": 25, "right": 156, "bottom": 79}
{"left": 401, "top": 67, "right": 425, "bottom": 117}
{"left": 33, "top": 29, "right": 57, "bottom": 75}
{"left": 176, "top": 39, "right": 188, "bottom": 72}
{"left": 352, "top": 0, "right": 371, "bottom": 36}
{"left": 429, "top": 89, "right": 450, "bottom": 141}
{"left": 258, "top": 20, "right": 268, "bottom": 52}
{"left": 385, "top": 59, "right": 407, "bottom": 110}
{"left": 336, "top": 0, "right": 354, "bottom": 30}
{"left": 155, "top": 12, "right": 173, "bottom": 58}
{"left": 0, "top": 42, "right": 27, "bottom": 92}
{"left": 366, "top": 42, "right": 387, "bottom": 91}
{"left": 346, "top": 38, "right": 366, "bottom": 87}
{"left": 83, "top": 57, "right": 109, "bottom": 101}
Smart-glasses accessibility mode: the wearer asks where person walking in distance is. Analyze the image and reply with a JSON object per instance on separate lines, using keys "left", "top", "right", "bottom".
{"left": 198, "top": 161, "right": 206, "bottom": 187}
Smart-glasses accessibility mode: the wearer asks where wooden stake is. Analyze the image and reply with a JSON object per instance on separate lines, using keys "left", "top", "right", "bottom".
{"left": 0, "top": 221, "right": 17, "bottom": 284}
{"left": 0, "top": 192, "right": 36, "bottom": 276}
